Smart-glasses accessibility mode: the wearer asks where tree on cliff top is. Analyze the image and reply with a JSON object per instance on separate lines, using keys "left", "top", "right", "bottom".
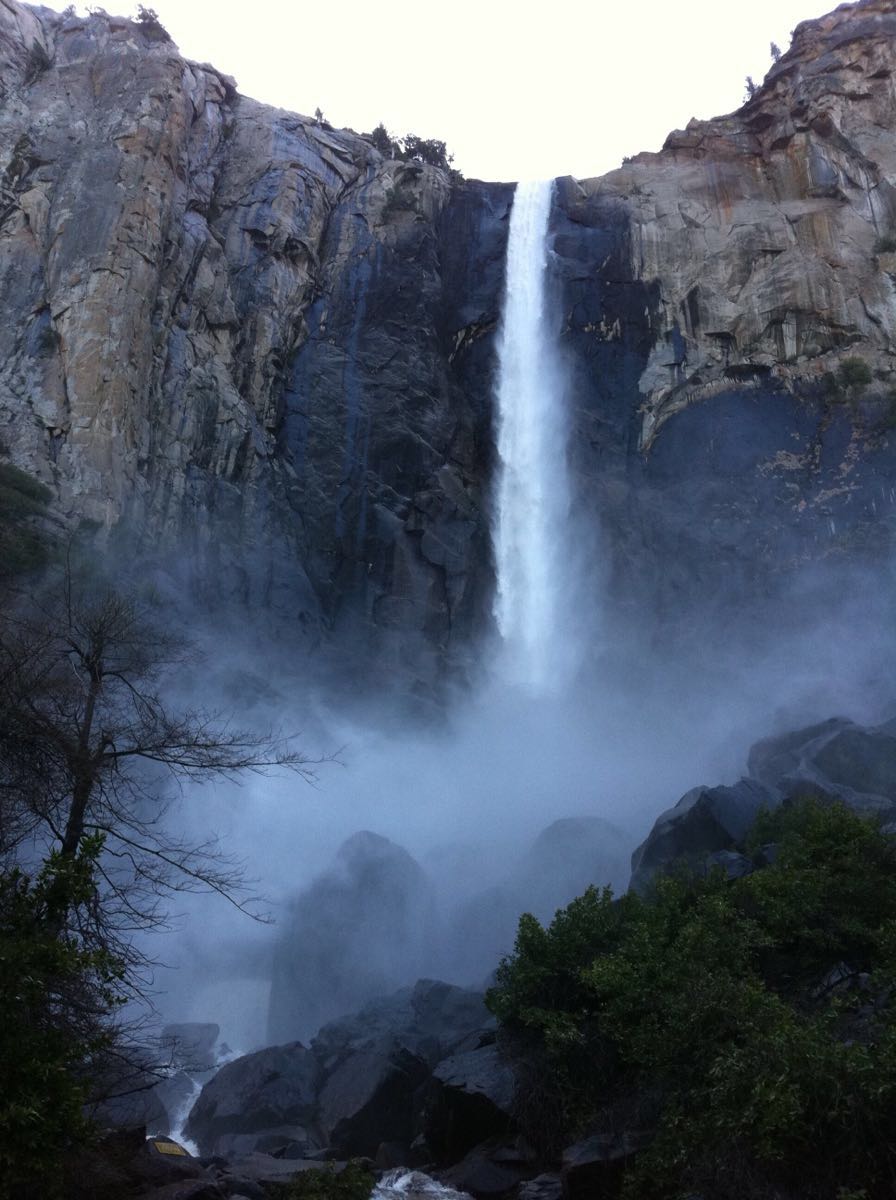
{"left": 365, "top": 123, "right": 458, "bottom": 174}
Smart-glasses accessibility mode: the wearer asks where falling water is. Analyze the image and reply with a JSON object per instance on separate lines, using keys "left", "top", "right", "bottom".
{"left": 492, "top": 179, "right": 574, "bottom": 693}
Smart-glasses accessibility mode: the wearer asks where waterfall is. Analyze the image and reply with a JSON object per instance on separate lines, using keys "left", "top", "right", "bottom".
{"left": 492, "top": 179, "right": 574, "bottom": 694}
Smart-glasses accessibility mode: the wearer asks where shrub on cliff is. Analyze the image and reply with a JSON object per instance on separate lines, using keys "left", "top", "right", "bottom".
{"left": 364, "top": 124, "right": 462, "bottom": 178}
{"left": 0, "top": 462, "right": 52, "bottom": 579}
{"left": 487, "top": 799, "right": 896, "bottom": 1199}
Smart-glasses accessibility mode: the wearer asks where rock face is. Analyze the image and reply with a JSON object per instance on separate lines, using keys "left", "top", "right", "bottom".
{"left": 2, "top": 0, "right": 896, "bottom": 683}
{"left": 0, "top": 1, "right": 508, "bottom": 684}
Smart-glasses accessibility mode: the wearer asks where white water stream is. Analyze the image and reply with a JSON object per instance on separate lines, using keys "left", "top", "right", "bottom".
{"left": 492, "top": 179, "right": 576, "bottom": 694}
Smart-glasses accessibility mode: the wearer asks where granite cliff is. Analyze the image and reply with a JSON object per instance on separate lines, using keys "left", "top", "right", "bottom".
{"left": 1, "top": 0, "right": 895, "bottom": 683}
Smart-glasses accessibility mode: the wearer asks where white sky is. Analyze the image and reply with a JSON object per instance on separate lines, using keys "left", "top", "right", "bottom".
{"left": 34, "top": 0, "right": 829, "bottom": 181}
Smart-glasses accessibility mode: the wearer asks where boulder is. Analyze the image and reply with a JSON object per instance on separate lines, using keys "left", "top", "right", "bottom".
{"left": 211, "top": 1125, "right": 315, "bottom": 1160}
{"left": 520, "top": 817, "right": 630, "bottom": 911}
{"left": 561, "top": 1132, "right": 651, "bottom": 1200}
{"left": 747, "top": 718, "right": 896, "bottom": 813}
{"left": 130, "top": 1137, "right": 208, "bottom": 1188}
{"left": 629, "top": 779, "right": 777, "bottom": 893}
{"left": 268, "top": 832, "right": 438, "bottom": 1044}
{"left": 448, "top": 818, "right": 629, "bottom": 983}
{"left": 306, "top": 979, "right": 492, "bottom": 1159}
{"left": 184, "top": 1042, "right": 318, "bottom": 1157}
{"left": 517, "top": 1174, "right": 562, "bottom": 1200}
{"left": 426, "top": 1044, "right": 517, "bottom": 1161}
{"left": 317, "top": 1035, "right": 431, "bottom": 1158}
{"left": 313, "top": 979, "right": 491, "bottom": 1072}
{"left": 439, "top": 1139, "right": 532, "bottom": 1197}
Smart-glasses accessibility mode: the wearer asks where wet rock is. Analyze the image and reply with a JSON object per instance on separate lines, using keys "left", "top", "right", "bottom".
{"left": 629, "top": 779, "right": 777, "bottom": 893}
{"left": 517, "top": 1174, "right": 562, "bottom": 1200}
{"left": 184, "top": 1042, "right": 317, "bottom": 1157}
{"left": 561, "top": 1132, "right": 651, "bottom": 1200}
{"left": 427, "top": 1045, "right": 517, "bottom": 1161}
{"left": 748, "top": 717, "right": 896, "bottom": 815}
{"left": 372, "top": 1169, "right": 472, "bottom": 1200}
{"left": 211, "top": 1125, "right": 315, "bottom": 1159}
{"left": 439, "top": 1142, "right": 523, "bottom": 1198}
{"left": 148, "top": 1070, "right": 199, "bottom": 1138}
{"left": 317, "top": 1036, "right": 431, "bottom": 1158}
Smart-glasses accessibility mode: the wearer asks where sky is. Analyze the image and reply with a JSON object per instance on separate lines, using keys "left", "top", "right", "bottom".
{"left": 35, "top": 0, "right": 830, "bottom": 182}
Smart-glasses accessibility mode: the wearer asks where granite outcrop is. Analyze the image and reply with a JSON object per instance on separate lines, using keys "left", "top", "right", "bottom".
{"left": 2, "top": 0, "right": 896, "bottom": 683}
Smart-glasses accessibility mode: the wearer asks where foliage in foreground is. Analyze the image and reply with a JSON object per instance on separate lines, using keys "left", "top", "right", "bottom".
{"left": 0, "top": 837, "right": 124, "bottom": 1200}
{"left": 271, "top": 1162, "right": 377, "bottom": 1200}
{"left": 486, "top": 800, "right": 896, "bottom": 1199}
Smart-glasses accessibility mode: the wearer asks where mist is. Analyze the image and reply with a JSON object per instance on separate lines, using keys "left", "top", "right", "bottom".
{"left": 128, "top": 180, "right": 896, "bottom": 1055}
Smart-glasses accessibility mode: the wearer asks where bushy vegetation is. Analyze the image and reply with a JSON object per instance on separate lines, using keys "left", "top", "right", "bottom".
{"left": 270, "top": 1162, "right": 376, "bottom": 1200}
{"left": 365, "top": 122, "right": 460, "bottom": 176}
{"left": 0, "top": 562, "right": 320, "bottom": 1194}
{"left": 0, "top": 838, "right": 124, "bottom": 1200}
{"left": 487, "top": 800, "right": 896, "bottom": 1199}
{"left": 837, "top": 356, "right": 873, "bottom": 390}
{"left": 133, "top": 5, "right": 170, "bottom": 40}
{"left": 0, "top": 462, "right": 53, "bottom": 578}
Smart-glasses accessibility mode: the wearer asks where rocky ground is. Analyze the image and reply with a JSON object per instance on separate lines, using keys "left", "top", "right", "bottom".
{"left": 80, "top": 713, "right": 896, "bottom": 1200}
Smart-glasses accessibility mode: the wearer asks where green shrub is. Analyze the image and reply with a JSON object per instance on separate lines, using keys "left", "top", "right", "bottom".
{"left": 487, "top": 800, "right": 896, "bottom": 1199}
{"left": 837, "top": 357, "right": 872, "bottom": 391}
{"left": 875, "top": 234, "right": 896, "bottom": 253}
{"left": 0, "top": 462, "right": 53, "bottom": 578}
{"left": 0, "top": 838, "right": 124, "bottom": 1200}
{"left": 270, "top": 1162, "right": 376, "bottom": 1200}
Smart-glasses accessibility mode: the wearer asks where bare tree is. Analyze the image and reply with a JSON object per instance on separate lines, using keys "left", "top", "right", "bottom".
{"left": 0, "top": 568, "right": 322, "bottom": 964}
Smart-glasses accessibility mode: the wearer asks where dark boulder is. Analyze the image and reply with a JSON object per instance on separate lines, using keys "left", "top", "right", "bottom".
{"left": 426, "top": 1044, "right": 516, "bottom": 1162}
{"left": 518, "top": 1174, "right": 562, "bottom": 1200}
{"left": 317, "top": 1035, "right": 431, "bottom": 1158}
{"left": 309, "top": 979, "right": 492, "bottom": 1160}
{"left": 313, "top": 979, "right": 491, "bottom": 1071}
{"left": 184, "top": 1042, "right": 318, "bottom": 1157}
{"left": 211, "top": 1125, "right": 315, "bottom": 1159}
{"left": 629, "top": 716, "right": 896, "bottom": 893}
{"left": 439, "top": 1140, "right": 527, "bottom": 1198}
{"left": 629, "top": 778, "right": 777, "bottom": 893}
{"left": 748, "top": 717, "right": 896, "bottom": 811}
{"left": 520, "top": 817, "right": 630, "bottom": 910}
{"left": 561, "top": 1132, "right": 651, "bottom": 1200}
